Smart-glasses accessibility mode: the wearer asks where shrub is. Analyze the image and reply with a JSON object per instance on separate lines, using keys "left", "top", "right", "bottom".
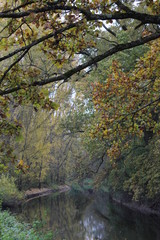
{"left": 0, "top": 175, "right": 23, "bottom": 203}
{"left": 0, "top": 210, "right": 39, "bottom": 240}
{"left": 0, "top": 210, "right": 53, "bottom": 240}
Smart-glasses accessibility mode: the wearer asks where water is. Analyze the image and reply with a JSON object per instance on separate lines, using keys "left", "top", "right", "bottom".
{"left": 11, "top": 192, "right": 160, "bottom": 240}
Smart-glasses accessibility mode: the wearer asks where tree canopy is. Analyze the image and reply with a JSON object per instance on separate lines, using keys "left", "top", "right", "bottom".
{"left": 0, "top": 0, "right": 160, "bottom": 96}
{"left": 1, "top": 0, "right": 160, "bottom": 196}
{"left": 92, "top": 37, "right": 160, "bottom": 159}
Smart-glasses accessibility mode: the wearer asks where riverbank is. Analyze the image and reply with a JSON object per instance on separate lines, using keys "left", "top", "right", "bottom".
{"left": 107, "top": 192, "right": 160, "bottom": 217}
{"left": 25, "top": 185, "right": 71, "bottom": 199}
{"left": 25, "top": 188, "right": 54, "bottom": 199}
{"left": 3, "top": 182, "right": 160, "bottom": 218}
{"left": 112, "top": 198, "right": 160, "bottom": 217}
{"left": 69, "top": 185, "right": 160, "bottom": 217}
{"left": 2, "top": 185, "right": 71, "bottom": 207}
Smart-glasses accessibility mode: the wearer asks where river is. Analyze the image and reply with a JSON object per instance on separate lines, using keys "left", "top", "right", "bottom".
{"left": 10, "top": 191, "right": 160, "bottom": 240}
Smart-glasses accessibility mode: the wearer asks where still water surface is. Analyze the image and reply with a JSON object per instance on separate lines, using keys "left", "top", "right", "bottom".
{"left": 12, "top": 192, "right": 160, "bottom": 240}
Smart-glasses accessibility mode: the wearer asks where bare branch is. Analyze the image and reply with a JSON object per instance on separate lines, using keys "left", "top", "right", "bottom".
{"left": 90, "top": 152, "right": 106, "bottom": 174}
{"left": 102, "top": 23, "right": 117, "bottom": 37}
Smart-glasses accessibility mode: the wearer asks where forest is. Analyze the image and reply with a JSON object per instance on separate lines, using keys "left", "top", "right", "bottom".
{"left": 0, "top": 0, "right": 160, "bottom": 239}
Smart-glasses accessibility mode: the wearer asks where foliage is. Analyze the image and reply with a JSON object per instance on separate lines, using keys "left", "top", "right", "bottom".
{"left": 14, "top": 105, "right": 53, "bottom": 189}
{"left": 123, "top": 138, "right": 160, "bottom": 200}
{"left": 0, "top": 96, "right": 22, "bottom": 172}
{"left": 0, "top": 210, "right": 53, "bottom": 240}
{"left": 88, "top": 37, "right": 160, "bottom": 201}
{"left": 92, "top": 38, "right": 160, "bottom": 160}
{"left": 0, "top": 174, "right": 23, "bottom": 203}
{"left": 101, "top": 136, "right": 160, "bottom": 201}
{"left": 58, "top": 21, "right": 150, "bottom": 182}
{"left": 0, "top": 0, "right": 160, "bottom": 206}
{"left": 0, "top": 0, "right": 159, "bottom": 98}
{"left": 12, "top": 83, "right": 90, "bottom": 188}
{"left": 0, "top": 0, "right": 160, "bottom": 164}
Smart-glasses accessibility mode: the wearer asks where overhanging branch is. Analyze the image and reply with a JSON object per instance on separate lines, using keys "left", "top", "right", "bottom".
{"left": 1, "top": 31, "right": 160, "bottom": 96}
{"left": 0, "top": 3, "right": 160, "bottom": 25}
{"left": 0, "top": 21, "right": 79, "bottom": 63}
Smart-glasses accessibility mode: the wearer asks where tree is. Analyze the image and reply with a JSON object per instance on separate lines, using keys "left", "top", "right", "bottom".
{"left": 58, "top": 24, "right": 150, "bottom": 179}
{"left": 92, "top": 38, "right": 160, "bottom": 159}
{"left": 0, "top": 0, "right": 160, "bottom": 96}
{"left": 11, "top": 105, "right": 53, "bottom": 189}
{"left": 0, "top": 0, "right": 160, "bottom": 173}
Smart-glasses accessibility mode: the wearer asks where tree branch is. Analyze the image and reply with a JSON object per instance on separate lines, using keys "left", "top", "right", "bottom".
{"left": 0, "top": 49, "right": 29, "bottom": 85}
{"left": 0, "top": 4, "right": 160, "bottom": 25}
{"left": 0, "top": 21, "right": 80, "bottom": 62}
{"left": 2, "top": 1, "right": 35, "bottom": 13}
{"left": 90, "top": 152, "right": 106, "bottom": 174}
{"left": 1, "top": 31, "right": 160, "bottom": 96}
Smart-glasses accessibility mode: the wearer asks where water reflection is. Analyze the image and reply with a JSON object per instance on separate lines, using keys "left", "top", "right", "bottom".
{"left": 12, "top": 192, "right": 160, "bottom": 240}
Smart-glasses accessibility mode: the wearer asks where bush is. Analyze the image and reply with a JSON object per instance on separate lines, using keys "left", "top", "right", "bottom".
{"left": 0, "top": 210, "right": 40, "bottom": 240}
{"left": 0, "top": 175, "right": 23, "bottom": 203}
{"left": 0, "top": 210, "right": 54, "bottom": 240}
